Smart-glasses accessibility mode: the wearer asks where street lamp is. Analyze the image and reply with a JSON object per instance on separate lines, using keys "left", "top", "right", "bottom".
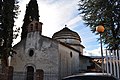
{"left": 96, "top": 25, "right": 105, "bottom": 73}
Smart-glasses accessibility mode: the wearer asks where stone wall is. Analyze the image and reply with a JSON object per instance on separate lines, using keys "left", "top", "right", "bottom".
{"left": 11, "top": 32, "right": 59, "bottom": 80}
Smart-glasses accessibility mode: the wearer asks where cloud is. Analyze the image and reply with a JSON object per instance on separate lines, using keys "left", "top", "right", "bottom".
{"left": 84, "top": 48, "right": 101, "bottom": 56}
{"left": 37, "top": 0, "right": 80, "bottom": 37}
{"left": 83, "top": 47, "right": 106, "bottom": 56}
{"left": 66, "top": 15, "right": 82, "bottom": 28}
{"left": 14, "top": 0, "right": 101, "bottom": 56}
{"left": 15, "top": 0, "right": 80, "bottom": 37}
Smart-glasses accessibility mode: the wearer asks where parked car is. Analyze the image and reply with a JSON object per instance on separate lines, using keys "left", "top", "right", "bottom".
{"left": 62, "top": 73, "right": 119, "bottom": 80}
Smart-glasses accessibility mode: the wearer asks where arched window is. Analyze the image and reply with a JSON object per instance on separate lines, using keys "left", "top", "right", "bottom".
{"left": 35, "top": 23, "right": 38, "bottom": 26}
{"left": 29, "top": 49, "right": 34, "bottom": 57}
{"left": 30, "top": 27, "right": 33, "bottom": 31}
{"left": 26, "top": 66, "right": 34, "bottom": 80}
{"left": 35, "top": 26, "right": 38, "bottom": 30}
{"left": 30, "top": 24, "right": 33, "bottom": 31}
{"left": 35, "top": 23, "right": 38, "bottom": 30}
{"left": 30, "top": 24, "right": 33, "bottom": 27}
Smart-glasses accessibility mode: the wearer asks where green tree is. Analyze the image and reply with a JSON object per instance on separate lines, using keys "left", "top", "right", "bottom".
{"left": 78, "top": 0, "right": 120, "bottom": 50}
{"left": 21, "top": 0, "right": 39, "bottom": 39}
{"left": 0, "top": 0, "right": 3, "bottom": 37}
{"left": 0, "top": 0, "right": 19, "bottom": 67}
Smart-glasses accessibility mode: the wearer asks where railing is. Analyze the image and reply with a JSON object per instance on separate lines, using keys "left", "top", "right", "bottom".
{"left": 104, "top": 50, "right": 120, "bottom": 79}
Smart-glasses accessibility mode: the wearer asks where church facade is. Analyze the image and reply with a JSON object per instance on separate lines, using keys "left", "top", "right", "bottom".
{"left": 11, "top": 20, "right": 92, "bottom": 80}
{"left": 10, "top": 0, "right": 93, "bottom": 80}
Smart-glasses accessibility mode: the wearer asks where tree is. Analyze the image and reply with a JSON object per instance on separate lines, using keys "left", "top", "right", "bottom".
{"left": 78, "top": 0, "right": 120, "bottom": 50}
{"left": 0, "top": 0, "right": 19, "bottom": 67}
{"left": 21, "top": 0, "right": 39, "bottom": 39}
{"left": 0, "top": 0, "right": 3, "bottom": 37}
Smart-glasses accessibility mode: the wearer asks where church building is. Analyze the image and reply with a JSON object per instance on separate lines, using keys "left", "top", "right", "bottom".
{"left": 10, "top": 0, "right": 93, "bottom": 80}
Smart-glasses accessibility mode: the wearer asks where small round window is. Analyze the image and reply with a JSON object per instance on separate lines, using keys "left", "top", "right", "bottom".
{"left": 29, "top": 49, "right": 34, "bottom": 57}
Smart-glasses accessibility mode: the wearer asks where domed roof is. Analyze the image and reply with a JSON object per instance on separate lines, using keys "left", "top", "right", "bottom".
{"left": 52, "top": 27, "right": 81, "bottom": 42}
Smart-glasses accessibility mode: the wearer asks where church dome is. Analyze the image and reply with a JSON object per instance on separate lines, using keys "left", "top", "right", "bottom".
{"left": 52, "top": 27, "right": 81, "bottom": 44}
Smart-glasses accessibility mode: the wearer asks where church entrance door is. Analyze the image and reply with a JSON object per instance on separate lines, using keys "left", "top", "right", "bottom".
{"left": 26, "top": 66, "right": 34, "bottom": 80}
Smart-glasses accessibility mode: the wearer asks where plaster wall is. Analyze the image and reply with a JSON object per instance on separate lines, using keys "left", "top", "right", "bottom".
{"left": 58, "top": 43, "right": 91, "bottom": 79}
{"left": 11, "top": 32, "right": 59, "bottom": 77}
{"left": 58, "top": 44, "right": 80, "bottom": 79}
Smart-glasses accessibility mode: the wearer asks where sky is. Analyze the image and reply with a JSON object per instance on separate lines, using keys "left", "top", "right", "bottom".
{"left": 14, "top": 0, "right": 103, "bottom": 56}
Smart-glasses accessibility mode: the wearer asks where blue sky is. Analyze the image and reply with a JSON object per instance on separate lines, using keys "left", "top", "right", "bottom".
{"left": 14, "top": 0, "right": 102, "bottom": 56}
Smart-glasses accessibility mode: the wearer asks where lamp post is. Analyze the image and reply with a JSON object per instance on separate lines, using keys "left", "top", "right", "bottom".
{"left": 96, "top": 25, "right": 105, "bottom": 73}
